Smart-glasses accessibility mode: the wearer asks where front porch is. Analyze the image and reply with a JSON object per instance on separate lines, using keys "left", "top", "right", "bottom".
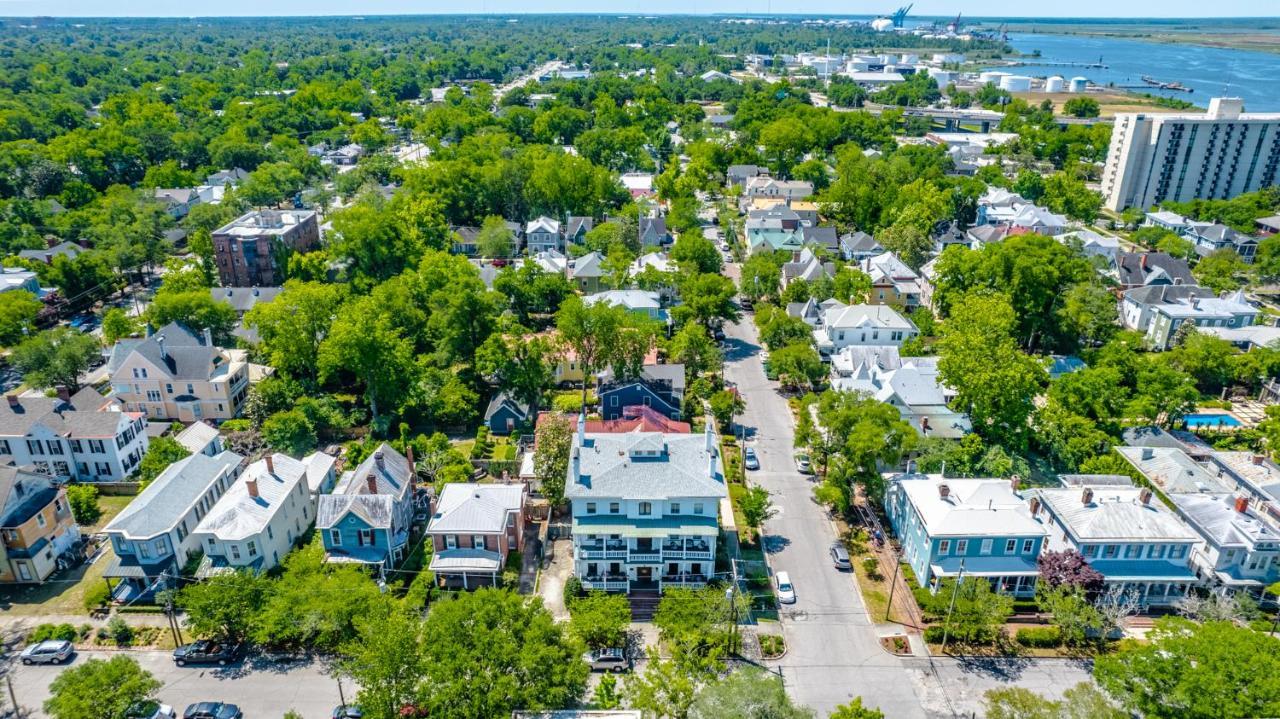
{"left": 930, "top": 556, "right": 1041, "bottom": 598}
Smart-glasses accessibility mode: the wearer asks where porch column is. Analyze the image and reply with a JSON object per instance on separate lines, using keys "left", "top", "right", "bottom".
{"left": 463, "top": 572, "right": 469, "bottom": 590}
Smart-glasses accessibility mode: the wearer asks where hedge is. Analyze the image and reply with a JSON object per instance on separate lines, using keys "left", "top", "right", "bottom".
{"left": 1015, "top": 626, "right": 1063, "bottom": 648}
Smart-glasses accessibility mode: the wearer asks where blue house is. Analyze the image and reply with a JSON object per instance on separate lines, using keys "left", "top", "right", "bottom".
{"left": 317, "top": 443, "right": 416, "bottom": 569}
{"left": 884, "top": 474, "right": 1047, "bottom": 597}
{"left": 484, "top": 392, "right": 531, "bottom": 435}
{"left": 598, "top": 364, "right": 685, "bottom": 421}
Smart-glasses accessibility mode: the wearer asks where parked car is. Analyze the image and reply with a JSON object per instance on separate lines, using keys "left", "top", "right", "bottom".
{"left": 19, "top": 640, "right": 73, "bottom": 665}
{"left": 743, "top": 447, "right": 759, "bottom": 471}
{"left": 173, "top": 640, "right": 242, "bottom": 667}
{"left": 775, "top": 571, "right": 796, "bottom": 604}
{"left": 332, "top": 707, "right": 363, "bottom": 719}
{"left": 584, "top": 647, "right": 631, "bottom": 673}
{"left": 795, "top": 453, "right": 812, "bottom": 474}
{"left": 126, "top": 701, "right": 177, "bottom": 719}
{"left": 830, "top": 543, "right": 852, "bottom": 571}
{"left": 182, "top": 704, "right": 241, "bottom": 719}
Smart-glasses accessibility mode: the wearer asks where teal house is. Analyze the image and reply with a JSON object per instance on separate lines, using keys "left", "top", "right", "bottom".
{"left": 884, "top": 473, "right": 1047, "bottom": 597}
{"left": 316, "top": 443, "right": 416, "bottom": 569}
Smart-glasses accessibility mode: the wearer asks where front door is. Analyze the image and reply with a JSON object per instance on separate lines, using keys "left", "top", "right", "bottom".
{"left": 636, "top": 567, "right": 653, "bottom": 581}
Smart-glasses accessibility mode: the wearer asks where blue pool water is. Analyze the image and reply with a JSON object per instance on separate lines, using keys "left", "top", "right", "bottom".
{"left": 1183, "top": 413, "right": 1243, "bottom": 429}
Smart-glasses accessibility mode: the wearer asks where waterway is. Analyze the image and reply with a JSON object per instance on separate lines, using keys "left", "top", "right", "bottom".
{"left": 1000, "top": 32, "right": 1280, "bottom": 112}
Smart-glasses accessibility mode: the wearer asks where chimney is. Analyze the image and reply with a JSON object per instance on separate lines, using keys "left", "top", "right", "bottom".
{"left": 56, "top": 386, "right": 71, "bottom": 404}
{"left": 406, "top": 445, "right": 415, "bottom": 473}
{"left": 705, "top": 423, "right": 716, "bottom": 454}
{"left": 1082, "top": 488, "right": 1094, "bottom": 505}
{"left": 157, "top": 335, "right": 167, "bottom": 359}
{"left": 571, "top": 445, "right": 581, "bottom": 483}
{"left": 1141, "top": 254, "right": 1149, "bottom": 271}
{"left": 374, "top": 450, "right": 385, "bottom": 469}
{"left": 1235, "top": 495, "right": 1250, "bottom": 514}
{"left": 792, "top": 250, "right": 801, "bottom": 262}
{"left": 246, "top": 477, "right": 259, "bottom": 498}
{"left": 265, "top": 454, "right": 274, "bottom": 475}
{"left": 938, "top": 483, "right": 950, "bottom": 499}
{"left": 577, "top": 411, "right": 586, "bottom": 448}
{"left": 1141, "top": 447, "right": 1154, "bottom": 461}
{"left": 252, "top": 287, "right": 260, "bottom": 296}
{"left": 366, "top": 472, "right": 378, "bottom": 493}
{"left": 1139, "top": 487, "right": 1153, "bottom": 506}
{"left": 1029, "top": 497, "right": 1041, "bottom": 516}
{"left": 1173, "top": 277, "right": 1183, "bottom": 286}
{"left": 202, "top": 327, "right": 213, "bottom": 347}
{"left": 5, "top": 395, "right": 18, "bottom": 410}
{"left": 1252, "top": 454, "right": 1265, "bottom": 466}
{"left": 1010, "top": 474, "right": 1021, "bottom": 494}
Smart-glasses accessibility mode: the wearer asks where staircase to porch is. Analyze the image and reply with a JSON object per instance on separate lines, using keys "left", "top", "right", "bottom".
{"left": 629, "top": 590, "right": 661, "bottom": 621}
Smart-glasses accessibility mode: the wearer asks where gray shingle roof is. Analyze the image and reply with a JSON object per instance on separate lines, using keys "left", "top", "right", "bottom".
{"left": 194, "top": 453, "right": 306, "bottom": 541}
{"left": 1115, "top": 252, "right": 1194, "bottom": 287}
{"left": 332, "top": 443, "right": 413, "bottom": 502}
{"left": 317, "top": 494, "right": 394, "bottom": 530}
{"left": 108, "top": 322, "right": 225, "bottom": 380}
{"left": 105, "top": 450, "right": 243, "bottom": 539}
{"left": 176, "top": 421, "right": 220, "bottom": 454}
{"left": 0, "top": 466, "right": 59, "bottom": 528}
{"left": 210, "top": 286, "right": 283, "bottom": 313}
{"left": 0, "top": 388, "right": 128, "bottom": 440}
{"left": 566, "top": 430, "right": 726, "bottom": 501}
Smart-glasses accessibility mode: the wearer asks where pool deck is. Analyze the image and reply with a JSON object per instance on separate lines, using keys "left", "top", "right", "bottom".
{"left": 1186, "top": 402, "right": 1265, "bottom": 430}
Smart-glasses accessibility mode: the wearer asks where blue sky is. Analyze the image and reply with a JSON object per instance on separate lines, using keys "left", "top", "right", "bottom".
{"left": 2, "top": 0, "right": 1273, "bottom": 18}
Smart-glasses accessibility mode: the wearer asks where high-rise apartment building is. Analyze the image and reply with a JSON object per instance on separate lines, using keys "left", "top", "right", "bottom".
{"left": 1101, "top": 98, "right": 1280, "bottom": 211}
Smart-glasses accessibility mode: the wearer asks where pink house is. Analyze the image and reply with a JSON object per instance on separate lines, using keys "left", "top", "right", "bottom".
{"left": 427, "top": 483, "right": 527, "bottom": 589}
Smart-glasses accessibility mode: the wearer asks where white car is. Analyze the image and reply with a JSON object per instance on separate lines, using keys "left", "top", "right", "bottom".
{"left": 775, "top": 571, "right": 796, "bottom": 604}
{"left": 19, "top": 640, "right": 73, "bottom": 665}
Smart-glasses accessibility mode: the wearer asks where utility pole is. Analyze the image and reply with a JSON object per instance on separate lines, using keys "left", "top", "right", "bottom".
{"left": 885, "top": 553, "right": 901, "bottom": 622}
{"left": 938, "top": 561, "right": 965, "bottom": 655}
{"left": 6, "top": 674, "right": 18, "bottom": 716}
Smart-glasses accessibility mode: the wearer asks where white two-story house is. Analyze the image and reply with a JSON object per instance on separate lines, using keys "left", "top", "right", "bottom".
{"left": 192, "top": 453, "right": 315, "bottom": 577}
{"left": 812, "top": 302, "right": 918, "bottom": 357}
{"left": 566, "top": 417, "right": 726, "bottom": 594}
{"left": 1170, "top": 493, "right": 1280, "bottom": 598}
{"left": 0, "top": 388, "right": 148, "bottom": 482}
{"left": 102, "top": 450, "right": 243, "bottom": 601}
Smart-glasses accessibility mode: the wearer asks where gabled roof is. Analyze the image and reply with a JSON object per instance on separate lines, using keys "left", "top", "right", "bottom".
{"left": 108, "top": 322, "right": 228, "bottom": 381}
{"left": 105, "top": 451, "right": 244, "bottom": 539}
{"left": 0, "top": 466, "right": 60, "bottom": 529}
{"left": 566, "top": 429, "right": 726, "bottom": 501}
{"left": 175, "top": 421, "right": 220, "bottom": 454}
{"left": 840, "top": 231, "right": 881, "bottom": 254}
{"left": 1031, "top": 486, "right": 1200, "bottom": 542}
{"left": 0, "top": 388, "right": 132, "bottom": 440}
{"left": 317, "top": 493, "right": 395, "bottom": 530}
{"left": 639, "top": 217, "right": 668, "bottom": 240}
{"left": 821, "top": 302, "right": 915, "bottom": 332}
{"left": 1115, "top": 252, "right": 1194, "bottom": 287}
{"left": 485, "top": 392, "right": 531, "bottom": 422}
{"left": 1170, "top": 493, "right": 1279, "bottom": 549}
{"left": 194, "top": 453, "right": 306, "bottom": 541}
{"left": 570, "top": 251, "right": 605, "bottom": 279}
{"left": 566, "top": 216, "right": 594, "bottom": 238}
{"left": 332, "top": 443, "right": 413, "bottom": 502}
{"left": 210, "top": 286, "right": 283, "bottom": 313}
{"left": 526, "top": 216, "right": 561, "bottom": 235}
{"left": 428, "top": 483, "right": 525, "bottom": 534}
{"left": 18, "top": 242, "right": 85, "bottom": 263}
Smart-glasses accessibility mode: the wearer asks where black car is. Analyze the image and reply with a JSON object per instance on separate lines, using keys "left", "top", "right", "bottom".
{"left": 183, "top": 703, "right": 241, "bottom": 719}
{"left": 173, "top": 640, "right": 243, "bottom": 666}
{"left": 332, "top": 707, "right": 363, "bottom": 719}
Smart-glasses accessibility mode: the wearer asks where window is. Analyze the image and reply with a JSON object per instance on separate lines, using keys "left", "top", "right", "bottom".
{"left": 146, "top": 390, "right": 162, "bottom": 403}
{"left": 358, "top": 529, "right": 375, "bottom": 546}
{"left": 35, "top": 512, "right": 46, "bottom": 528}
{"left": 693, "top": 503, "right": 704, "bottom": 514}
{"left": 25, "top": 440, "right": 43, "bottom": 456}
{"left": 610, "top": 396, "right": 619, "bottom": 407}
{"left": 980, "top": 539, "right": 993, "bottom": 555}
{"left": 609, "top": 502, "right": 620, "bottom": 514}
{"left": 670, "top": 502, "right": 681, "bottom": 514}
{"left": 155, "top": 539, "right": 168, "bottom": 556}
{"left": 1005, "top": 539, "right": 1017, "bottom": 553}
{"left": 329, "top": 529, "right": 342, "bottom": 546}
{"left": 46, "top": 440, "right": 63, "bottom": 455}
{"left": 1125, "top": 544, "right": 1141, "bottom": 558}
{"left": 938, "top": 539, "right": 950, "bottom": 554}
{"left": 446, "top": 535, "right": 457, "bottom": 549}
{"left": 1103, "top": 545, "right": 1118, "bottom": 559}
{"left": 247, "top": 541, "right": 257, "bottom": 557}
{"left": 69, "top": 439, "right": 82, "bottom": 453}
{"left": 472, "top": 535, "right": 485, "bottom": 549}
{"left": 231, "top": 544, "right": 241, "bottom": 560}
{"left": 586, "top": 502, "right": 597, "bottom": 515}
{"left": 955, "top": 539, "right": 968, "bottom": 554}
{"left": 207, "top": 537, "right": 217, "bottom": 550}
{"left": 1171, "top": 545, "right": 1187, "bottom": 559}
{"left": 165, "top": 384, "right": 173, "bottom": 395}
{"left": 267, "top": 526, "right": 273, "bottom": 540}
{"left": 1022, "top": 539, "right": 1034, "bottom": 554}
{"left": 90, "top": 439, "right": 105, "bottom": 454}
{"left": 139, "top": 543, "right": 151, "bottom": 559}
{"left": 639, "top": 501, "right": 652, "bottom": 516}
{"left": 187, "top": 383, "right": 195, "bottom": 395}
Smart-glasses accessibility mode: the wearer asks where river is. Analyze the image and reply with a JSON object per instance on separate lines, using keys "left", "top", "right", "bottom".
{"left": 1000, "top": 32, "right": 1280, "bottom": 112}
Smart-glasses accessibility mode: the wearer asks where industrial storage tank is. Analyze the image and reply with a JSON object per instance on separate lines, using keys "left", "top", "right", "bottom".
{"left": 928, "top": 68, "right": 957, "bottom": 85}
{"left": 999, "top": 75, "right": 1032, "bottom": 92}
{"left": 1044, "top": 76, "right": 1065, "bottom": 93}
{"left": 1069, "top": 76, "right": 1088, "bottom": 93}
{"left": 979, "top": 70, "right": 1009, "bottom": 85}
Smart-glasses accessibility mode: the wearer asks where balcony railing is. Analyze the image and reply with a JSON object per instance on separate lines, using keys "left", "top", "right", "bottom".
{"left": 578, "top": 541, "right": 628, "bottom": 559}
{"left": 661, "top": 573, "right": 708, "bottom": 587}
{"left": 629, "top": 551, "right": 661, "bottom": 563}
{"left": 662, "top": 542, "right": 712, "bottom": 560}
{"left": 581, "top": 575, "right": 629, "bottom": 592}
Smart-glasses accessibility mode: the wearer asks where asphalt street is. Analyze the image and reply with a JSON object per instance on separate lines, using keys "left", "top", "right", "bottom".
{"left": 721, "top": 263, "right": 1092, "bottom": 718}
{"left": 6, "top": 650, "right": 344, "bottom": 718}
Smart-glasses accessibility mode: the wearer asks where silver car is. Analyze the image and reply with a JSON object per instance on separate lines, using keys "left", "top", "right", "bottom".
{"left": 584, "top": 647, "right": 631, "bottom": 672}
{"left": 20, "top": 639, "right": 73, "bottom": 665}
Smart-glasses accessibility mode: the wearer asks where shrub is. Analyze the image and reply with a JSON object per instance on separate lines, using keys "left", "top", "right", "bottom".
{"left": 759, "top": 634, "right": 785, "bottom": 658}
{"left": 1016, "top": 626, "right": 1064, "bottom": 648}
{"left": 563, "top": 576, "right": 584, "bottom": 607}
{"left": 862, "top": 557, "right": 882, "bottom": 580}
{"left": 471, "top": 427, "right": 491, "bottom": 459}
{"left": 106, "top": 617, "right": 133, "bottom": 645}
{"left": 29, "top": 623, "right": 78, "bottom": 643}
{"left": 82, "top": 582, "right": 111, "bottom": 612}
{"left": 923, "top": 626, "right": 946, "bottom": 643}
{"left": 221, "top": 419, "right": 252, "bottom": 432}
{"left": 501, "top": 569, "right": 520, "bottom": 589}
{"left": 66, "top": 485, "right": 102, "bottom": 525}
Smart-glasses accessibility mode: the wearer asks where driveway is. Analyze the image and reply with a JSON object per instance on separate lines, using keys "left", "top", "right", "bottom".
{"left": 4, "top": 649, "right": 344, "bottom": 718}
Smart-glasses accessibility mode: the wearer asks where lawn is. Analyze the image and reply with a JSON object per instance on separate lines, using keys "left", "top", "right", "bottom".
{"left": 0, "top": 544, "right": 117, "bottom": 617}
{"left": 85, "top": 493, "right": 134, "bottom": 533}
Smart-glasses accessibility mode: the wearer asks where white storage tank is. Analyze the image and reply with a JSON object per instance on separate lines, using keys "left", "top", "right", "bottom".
{"left": 929, "top": 68, "right": 957, "bottom": 85}
{"left": 999, "top": 75, "right": 1032, "bottom": 92}
{"left": 979, "top": 70, "right": 1009, "bottom": 85}
{"left": 1044, "top": 76, "right": 1065, "bottom": 93}
{"left": 1069, "top": 76, "right": 1088, "bottom": 93}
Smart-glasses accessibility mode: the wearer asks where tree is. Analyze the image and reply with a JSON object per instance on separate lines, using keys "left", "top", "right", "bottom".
{"left": 556, "top": 296, "right": 623, "bottom": 408}
{"left": 937, "top": 292, "right": 1045, "bottom": 450}
{"left": 738, "top": 485, "right": 775, "bottom": 539}
{"left": 319, "top": 296, "right": 420, "bottom": 430}
{"left": 476, "top": 333, "right": 555, "bottom": 412}
{"left": 44, "top": 656, "right": 161, "bottom": 719}
{"left": 709, "top": 390, "right": 744, "bottom": 432}
{"left": 984, "top": 682, "right": 1124, "bottom": 719}
{"left": 12, "top": 328, "right": 100, "bottom": 392}
{"left": 1041, "top": 171, "right": 1102, "bottom": 223}
{"left": 137, "top": 435, "right": 190, "bottom": 485}
{"left": 568, "top": 591, "right": 631, "bottom": 650}
{"left": 674, "top": 272, "right": 740, "bottom": 330}
{"left": 0, "top": 289, "right": 41, "bottom": 346}
{"left": 1063, "top": 97, "right": 1101, "bottom": 118}
{"left": 66, "top": 484, "right": 101, "bottom": 525}
{"left": 1094, "top": 618, "right": 1280, "bottom": 719}
{"left": 769, "top": 343, "right": 824, "bottom": 390}
{"left": 534, "top": 413, "right": 573, "bottom": 506}
{"left": 1194, "top": 248, "right": 1247, "bottom": 293}
{"left": 815, "top": 391, "right": 918, "bottom": 507}
{"left": 653, "top": 587, "right": 747, "bottom": 656}
{"left": 1037, "top": 549, "right": 1105, "bottom": 594}
{"left": 594, "top": 673, "right": 622, "bottom": 710}
{"left": 418, "top": 588, "right": 588, "bottom": 719}
{"left": 245, "top": 281, "right": 347, "bottom": 383}
{"left": 739, "top": 253, "right": 782, "bottom": 302}
{"left": 101, "top": 307, "right": 141, "bottom": 346}
{"left": 176, "top": 570, "right": 270, "bottom": 641}
{"left": 689, "top": 668, "right": 814, "bottom": 719}
{"left": 668, "top": 323, "right": 722, "bottom": 380}
{"left": 262, "top": 409, "right": 318, "bottom": 455}
{"left": 343, "top": 610, "right": 428, "bottom": 719}
{"left": 1057, "top": 281, "right": 1117, "bottom": 349}
{"left": 476, "top": 215, "right": 515, "bottom": 258}
{"left": 1039, "top": 585, "right": 1106, "bottom": 647}
{"left": 920, "top": 577, "right": 1013, "bottom": 645}
{"left": 145, "top": 291, "right": 238, "bottom": 345}
{"left": 830, "top": 698, "right": 885, "bottom": 719}
{"left": 670, "top": 235, "right": 722, "bottom": 275}
{"left": 626, "top": 651, "right": 703, "bottom": 719}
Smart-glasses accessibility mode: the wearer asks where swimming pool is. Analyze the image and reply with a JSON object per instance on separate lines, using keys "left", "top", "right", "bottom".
{"left": 1183, "top": 413, "right": 1243, "bottom": 429}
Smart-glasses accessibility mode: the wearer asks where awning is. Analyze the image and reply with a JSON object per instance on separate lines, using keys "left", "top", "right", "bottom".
{"left": 931, "top": 555, "right": 1040, "bottom": 578}
{"left": 572, "top": 515, "right": 719, "bottom": 538}
{"left": 323, "top": 546, "right": 388, "bottom": 565}
{"left": 1089, "top": 559, "right": 1198, "bottom": 583}
{"left": 103, "top": 557, "right": 151, "bottom": 579}
{"left": 429, "top": 549, "right": 502, "bottom": 573}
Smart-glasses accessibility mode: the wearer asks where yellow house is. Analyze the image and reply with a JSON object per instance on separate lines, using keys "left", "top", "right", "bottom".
{"left": 108, "top": 322, "right": 258, "bottom": 422}
{"left": 0, "top": 467, "right": 78, "bottom": 584}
